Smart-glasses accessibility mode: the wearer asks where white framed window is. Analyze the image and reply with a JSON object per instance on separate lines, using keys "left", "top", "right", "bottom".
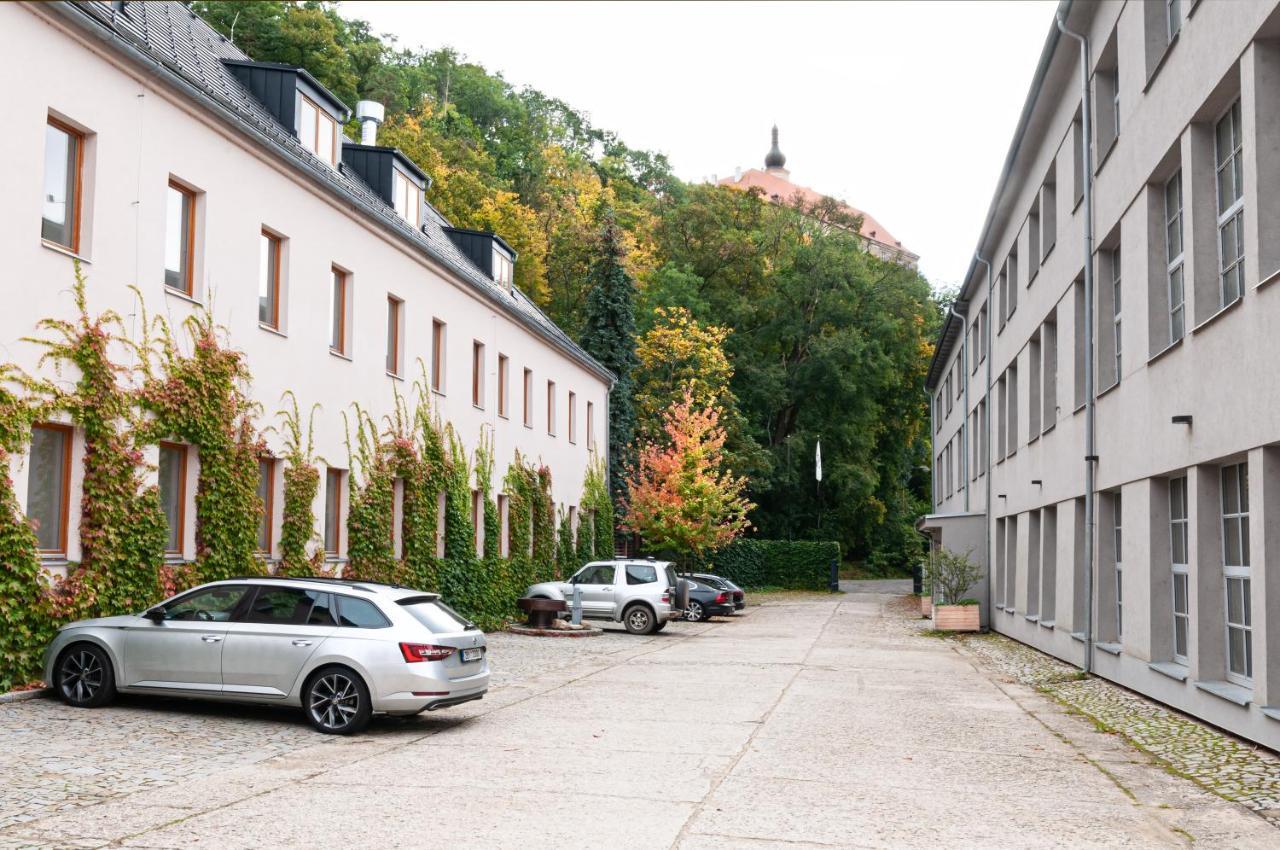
{"left": 1214, "top": 100, "right": 1244, "bottom": 307}
{"left": 1113, "top": 492, "right": 1123, "bottom": 639}
{"left": 1164, "top": 172, "right": 1185, "bottom": 341}
{"left": 392, "top": 170, "right": 421, "bottom": 229}
{"left": 298, "top": 94, "right": 338, "bottom": 167}
{"left": 1111, "top": 247, "right": 1122, "bottom": 382}
{"left": 493, "top": 247, "right": 513, "bottom": 290}
{"left": 1169, "top": 476, "right": 1189, "bottom": 664}
{"left": 1221, "top": 462, "right": 1251, "bottom": 684}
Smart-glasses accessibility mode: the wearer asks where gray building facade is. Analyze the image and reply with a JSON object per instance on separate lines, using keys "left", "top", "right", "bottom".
{"left": 924, "top": 0, "right": 1280, "bottom": 750}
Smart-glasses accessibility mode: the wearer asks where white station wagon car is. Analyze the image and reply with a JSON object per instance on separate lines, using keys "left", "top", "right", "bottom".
{"left": 43, "top": 576, "right": 489, "bottom": 734}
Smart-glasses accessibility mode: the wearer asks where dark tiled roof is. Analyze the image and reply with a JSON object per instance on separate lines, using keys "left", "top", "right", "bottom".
{"left": 57, "top": 1, "right": 612, "bottom": 383}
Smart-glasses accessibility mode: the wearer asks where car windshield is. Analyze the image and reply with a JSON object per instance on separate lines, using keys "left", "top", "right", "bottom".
{"left": 400, "top": 598, "right": 474, "bottom": 633}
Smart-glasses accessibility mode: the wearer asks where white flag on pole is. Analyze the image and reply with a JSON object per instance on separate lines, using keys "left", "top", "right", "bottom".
{"left": 815, "top": 439, "right": 823, "bottom": 482}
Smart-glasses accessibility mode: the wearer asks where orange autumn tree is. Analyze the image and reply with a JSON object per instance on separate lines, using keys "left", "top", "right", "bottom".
{"left": 622, "top": 391, "right": 753, "bottom": 557}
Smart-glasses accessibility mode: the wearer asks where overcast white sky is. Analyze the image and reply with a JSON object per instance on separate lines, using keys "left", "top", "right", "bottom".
{"left": 345, "top": 1, "right": 1057, "bottom": 290}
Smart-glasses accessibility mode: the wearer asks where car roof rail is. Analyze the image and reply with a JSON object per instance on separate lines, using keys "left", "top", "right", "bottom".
{"left": 226, "top": 575, "right": 392, "bottom": 593}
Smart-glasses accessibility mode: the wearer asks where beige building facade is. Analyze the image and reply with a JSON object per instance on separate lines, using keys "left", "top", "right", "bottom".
{"left": 4, "top": 2, "right": 611, "bottom": 572}
{"left": 925, "top": 0, "right": 1280, "bottom": 750}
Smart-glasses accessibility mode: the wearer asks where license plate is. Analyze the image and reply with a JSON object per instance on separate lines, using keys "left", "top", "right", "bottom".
{"left": 461, "top": 647, "right": 484, "bottom": 662}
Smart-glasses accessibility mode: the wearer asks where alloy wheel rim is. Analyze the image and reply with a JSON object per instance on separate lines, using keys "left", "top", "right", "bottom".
{"left": 686, "top": 603, "right": 702, "bottom": 622}
{"left": 60, "top": 650, "right": 103, "bottom": 703}
{"left": 629, "top": 609, "right": 649, "bottom": 630}
{"left": 309, "top": 673, "right": 359, "bottom": 730}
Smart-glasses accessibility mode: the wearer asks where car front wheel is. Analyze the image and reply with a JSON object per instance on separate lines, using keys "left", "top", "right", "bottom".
{"left": 304, "top": 666, "right": 372, "bottom": 735}
{"left": 56, "top": 643, "right": 117, "bottom": 708}
{"left": 623, "top": 605, "right": 655, "bottom": 635}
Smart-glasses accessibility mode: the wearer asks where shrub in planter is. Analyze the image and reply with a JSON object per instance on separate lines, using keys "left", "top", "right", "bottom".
{"left": 921, "top": 548, "right": 982, "bottom": 632}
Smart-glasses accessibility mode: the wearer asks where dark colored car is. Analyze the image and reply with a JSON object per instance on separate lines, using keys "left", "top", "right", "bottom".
{"left": 679, "top": 575, "right": 737, "bottom": 622}
{"left": 691, "top": 573, "right": 745, "bottom": 613}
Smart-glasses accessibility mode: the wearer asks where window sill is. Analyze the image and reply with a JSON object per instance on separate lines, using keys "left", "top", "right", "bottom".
{"left": 41, "top": 240, "right": 91, "bottom": 264}
{"left": 1146, "top": 336, "right": 1183, "bottom": 366}
{"left": 1261, "top": 706, "right": 1280, "bottom": 722}
{"left": 1191, "top": 295, "right": 1243, "bottom": 335}
{"left": 1024, "top": 614, "right": 1039, "bottom": 623}
{"left": 386, "top": 371, "right": 403, "bottom": 382}
{"left": 1028, "top": 433, "right": 1039, "bottom": 446}
{"left": 1041, "top": 422, "right": 1056, "bottom": 437}
{"left": 473, "top": 404, "right": 485, "bottom": 412}
{"left": 1256, "top": 267, "right": 1280, "bottom": 292}
{"left": 1095, "top": 642, "right": 1122, "bottom": 656}
{"left": 1073, "top": 401, "right": 1086, "bottom": 416}
{"left": 498, "top": 413, "right": 510, "bottom": 421}
{"left": 1096, "top": 379, "right": 1120, "bottom": 400}
{"left": 163, "top": 287, "right": 203, "bottom": 308}
{"left": 1194, "top": 679, "right": 1252, "bottom": 707}
{"left": 1041, "top": 241, "right": 1055, "bottom": 264}
{"left": 39, "top": 555, "right": 71, "bottom": 567}
{"left": 432, "top": 389, "right": 446, "bottom": 398}
{"left": 1039, "top": 619, "right": 1055, "bottom": 630}
{"left": 1004, "top": 606, "right": 1017, "bottom": 615}
{"left": 1070, "top": 631, "right": 1086, "bottom": 643}
{"left": 329, "top": 349, "right": 352, "bottom": 362}
{"left": 258, "top": 323, "right": 287, "bottom": 338}
{"left": 523, "top": 422, "right": 533, "bottom": 430}
{"left": 1028, "top": 267, "right": 1038, "bottom": 287}
{"left": 1149, "top": 661, "right": 1189, "bottom": 682}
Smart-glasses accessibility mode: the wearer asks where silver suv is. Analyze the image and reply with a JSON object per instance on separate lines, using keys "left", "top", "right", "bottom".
{"left": 525, "top": 560, "right": 686, "bottom": 634}
{"left": 43, "top": 576, "right": 489, "bottom": 734}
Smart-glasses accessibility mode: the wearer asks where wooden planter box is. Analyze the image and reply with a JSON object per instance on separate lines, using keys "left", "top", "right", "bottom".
{"left": 919, "top": 595, "right": 932, "bottom": 617}
{"left": 933, "top": 604, "right": 980, "bottom": 632}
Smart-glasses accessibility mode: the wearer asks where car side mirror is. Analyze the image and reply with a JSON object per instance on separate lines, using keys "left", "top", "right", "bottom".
{"left": 143, "top": 608, "right": 166, "bottom": 623}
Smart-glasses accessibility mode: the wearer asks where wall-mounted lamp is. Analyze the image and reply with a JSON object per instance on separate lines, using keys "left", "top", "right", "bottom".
{"left": 1085, "top": 455, "right": 1098, "bottom": 463}
{"left": 1031, "top": 479, "right": 1042, "bottom": 486}
{"left": 997, "top": 493, "right": 1007, "bottom": 499}
{"left": 1172, "top": 415, "right": 1193, "bottom": 426}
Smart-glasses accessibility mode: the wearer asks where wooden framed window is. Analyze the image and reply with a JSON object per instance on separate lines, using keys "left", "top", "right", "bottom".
{"left": 164, "top": 181, "right": 195, "bottom": 295}
{"left": 158, "top": 442, "right": 187, "bottom": 554}
{"left": 257, "top": 458, "right": 275, "bottom": 554}
{"left": 324, "top": 468, "right": 344, "bottom": 555}
{"left": 42, "top": 117, "right": 84, "bottom": 252}
{"left": 298, "top": 94, "right": 338, "bottom": 167}
{"left": 497, "top": 354, "right": 509, "bottom": 418}
{"left": 522, "top": 368, "right": 533, "bottom": 427}
{"left": 431, "top": 319, "right": 446, "bottom": 393}
{"left": 586, "top": 401, "right": 595, "bottom": 450}
{"left": 27, "top": 423, "right": 72, "bottom": 555}
{"left": 568, "top": 391, "right": 577, "bottom": 444}
{"left": 259, "top": 230, "right": 282, "bottom": 328}
{"left": 472, "top": 341, "right": 485, "bottom": 408}
{"left": 386, "top": 295, "right": 403, "bottom": 376}
{"left": 330, "top": 266, "right": 349, "bottom": 355}
{"left": 547, "top": 380, "right": 557, "bottom": 436}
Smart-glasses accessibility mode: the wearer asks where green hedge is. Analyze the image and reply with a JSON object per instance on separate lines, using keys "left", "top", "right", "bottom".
{"left": 691, "top": 539, "right": 839, "bottom": 591}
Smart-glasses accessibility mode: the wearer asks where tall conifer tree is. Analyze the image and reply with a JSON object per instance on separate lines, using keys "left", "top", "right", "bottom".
{"left": 580, "top": 208, "right": 638, "bottom": 516}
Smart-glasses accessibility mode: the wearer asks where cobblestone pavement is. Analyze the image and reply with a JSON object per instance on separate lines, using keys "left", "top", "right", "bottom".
{"left": 953, "top": 630, "right": 1280, "bottom": 826}
{"left": 0, "top": 615, "right": 721, "bottom": 835}
{"left": 3, "top": 593, "right": 1278, "bottom": 848}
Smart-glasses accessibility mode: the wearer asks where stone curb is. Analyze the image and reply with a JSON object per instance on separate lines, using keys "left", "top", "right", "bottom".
{"left": 0, "top": 687, "right": 50, "bottom": 705}
{"left": 506, "top": 624, "right": 604, "bottom": 638}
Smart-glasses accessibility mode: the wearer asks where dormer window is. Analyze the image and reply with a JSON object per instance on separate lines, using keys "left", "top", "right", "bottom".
{"left": 299, "top": 94, "right": 338, "bottom": 167}
{"left": 393, "top": 169, "right": 421, "bottom": 228}
{"left": 493, "top": 246, "right": 514, "bottom": 290}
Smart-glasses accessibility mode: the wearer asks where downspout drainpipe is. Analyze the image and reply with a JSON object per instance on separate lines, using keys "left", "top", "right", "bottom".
{"left": 974, "top": 255, "right": 994, "bottom": 624}
{"left": 948, "top": 304, "right": 970, "bottom": 512}
{"left": 1057, "top": 12, "right": 1096, "bottom": 674}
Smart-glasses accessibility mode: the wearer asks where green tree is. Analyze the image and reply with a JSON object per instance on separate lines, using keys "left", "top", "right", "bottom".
{"left": 579, "top": 209, "right": 639, "bottom": 515}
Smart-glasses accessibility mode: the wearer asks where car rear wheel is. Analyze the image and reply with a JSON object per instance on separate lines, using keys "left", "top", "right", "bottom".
{"left": 304, "top": 666, "right": 372, "bottom": 735}
{"left": 684, "top": 601, "right": 705, "bottom": 622}
{"left": 56, "top": 644, "right": 116, "bottom": 708}
{"left": 623, "top": 604, "right": 655, "bottom": 635}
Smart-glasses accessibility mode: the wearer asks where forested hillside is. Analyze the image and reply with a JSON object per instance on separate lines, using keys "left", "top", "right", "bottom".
{"left": 191, "top": 1, "right": 942, "bottom": 573}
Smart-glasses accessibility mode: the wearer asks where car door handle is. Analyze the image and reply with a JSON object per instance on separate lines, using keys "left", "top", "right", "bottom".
{"left": 292, "top": 639, "right": 312, "bottom": 647}
{"left": 602, "top": 587, "right": 612, "bottom": 591}
{"left": 201, "top": 635, "right": 222, "bottom": 643}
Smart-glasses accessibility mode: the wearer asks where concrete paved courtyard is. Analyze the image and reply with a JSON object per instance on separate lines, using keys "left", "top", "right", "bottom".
{"left": 3, "top": 587, "right": 1278, "bottom": 848}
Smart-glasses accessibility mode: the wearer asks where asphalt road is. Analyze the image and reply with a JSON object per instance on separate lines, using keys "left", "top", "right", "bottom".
{"left": 3, "top": 591, "right": 1276, "bottom": 848}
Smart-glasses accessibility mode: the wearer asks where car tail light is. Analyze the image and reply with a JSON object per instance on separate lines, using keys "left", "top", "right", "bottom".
{"left": 660, "top": 594, "right": 670, "bottom": 603}
{"left": 715, "top": 592, "right": 729, "bottom": 604}
{"left": 400, "top": 642, "right": 456, "bottom": 663}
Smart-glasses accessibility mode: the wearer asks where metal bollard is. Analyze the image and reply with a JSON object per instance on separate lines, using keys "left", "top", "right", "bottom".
{"left": 571, "top": 585, "right": 583, "bottom": 625}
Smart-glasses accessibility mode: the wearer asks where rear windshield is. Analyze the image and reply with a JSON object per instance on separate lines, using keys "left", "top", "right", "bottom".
{"left": 400, "top": 598, "right": 474, "bottom": 633}
{"left": 665, "top": 566, "right": 678, "bottom": 589}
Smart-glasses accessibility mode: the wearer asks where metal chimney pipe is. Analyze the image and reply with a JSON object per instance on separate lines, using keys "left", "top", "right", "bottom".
{"left": 356, "top": 100, "right": 385, "bottom": 145}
